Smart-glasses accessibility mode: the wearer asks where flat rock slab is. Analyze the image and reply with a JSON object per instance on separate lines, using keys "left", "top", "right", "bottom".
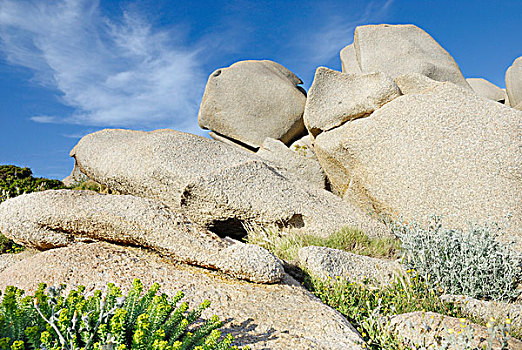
{"left": 71, "top": 129, "right": 256, "bottom": 208}
{"left": 0, "top": 250, "right": 38, "bottom": 274}
{"left": 198, "top": 60, "right": 307, "bottom": 148}
{"left": 0, "top": 242, "right": 365, "bottom": 350}
{"left": 347, "top": 24, "right": 470, "bottom": 88}
{"left": 0, "top": 190, "right": 283, "bottom": 283}
{"left": 298, "top": 246, "right": 404, "bottom": 287}
{"left": 303, "top": 67, "right": 400, "bottom": 136}
{"left": 390, "top": 311, "right": 522, "bottom": 349}
{"left": 314, "top": 83, "right": 522, "bottom": 247}
{"left": 441, "top": 294, "right": 522, "bottom": 334}
{"left": 506, "top": 56, "right": 522, "bottom": 110}
{"left": 467, "top": 78, "right": 506, "bottom": 102}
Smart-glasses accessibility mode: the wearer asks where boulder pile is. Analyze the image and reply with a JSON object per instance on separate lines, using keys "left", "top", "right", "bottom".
{"left": 1, "top": 23, "right": 521, "bottom": 349}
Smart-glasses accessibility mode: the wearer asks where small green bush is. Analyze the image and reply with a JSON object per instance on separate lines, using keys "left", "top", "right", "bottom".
{"left": 0, "top": 279, "right": 245, "bottom": 350}
{"left": 392, "top": 217, "right": 522, "bottom": 301}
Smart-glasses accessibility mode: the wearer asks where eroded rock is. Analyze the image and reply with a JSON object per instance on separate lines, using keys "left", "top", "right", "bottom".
{"left": 0, "top": 242, "right": 366, "bottom": 350}
{"left": 198, "top": 60, "right": 307, "bottom": 148}
{"left": 0, "top": 190, "right": 283, "bottom": 283}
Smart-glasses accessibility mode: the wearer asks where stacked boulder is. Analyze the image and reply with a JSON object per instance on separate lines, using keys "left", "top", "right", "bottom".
{"left": 1, "top": 23, "right": 521, "bottom": 349}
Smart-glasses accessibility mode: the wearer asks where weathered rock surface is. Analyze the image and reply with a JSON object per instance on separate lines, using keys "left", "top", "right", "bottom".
{"left": 394, "top": 73, "right": 443, "bottom": 95}
{"left": 0, "top": 250, "right": 38, "bottom": 274}
{"left": 467, "top": 78, "right": 507, "bottom": 102}
{"left": 0, "top": 190, "right": 283, "bottom": 283}
{"left": 0, "top": 242, "right": 366, "bottom": 350}
{"left": 441, "top": 294, "right": 522, "bottom": 334}
{"left": 198, "top": 60, "right": 307, "bottom": 148}
{"left": 62, "top": 161, "right": 89, "bottom": 187}
{"left": 314, "top": 83, "right": 522, "bottom": 246}
{"left": 506, "top": 57, "right": 522, "bottom": 110}
{"left": 257, "top": 138, "right": 325, "bottom": 188}
{"left": 390, "top": 312, "right": 522, "bottom": 349}
{"left": 290, "top": 134, "right": 318, "bottom": 161}
{"left": 298, "top": 246, "right": 403, "bottom": 287}
{"left": 72, "top": 129, "right": 388, "bottom": 239}
{"left": 209, "top": 131, "right": 255, "bottom": 153}
{"left": 303, "top": 67, "right": 401, "bottom": 136}
{"left": 340, "top": 44, "right": 362, "bottom": 74}
{"left": 181, "top": 160, "right": 389, "bottom": 239}
{"left": 71, "top": 129, "right": 256, "bottom": 209}
{"left": 349, "top": 24, "right": 470, "bottom": 88}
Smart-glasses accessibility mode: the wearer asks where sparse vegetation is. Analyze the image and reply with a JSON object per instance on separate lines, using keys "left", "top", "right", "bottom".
{"left": 244, "top": 224, "right": 401, "bottom": 262}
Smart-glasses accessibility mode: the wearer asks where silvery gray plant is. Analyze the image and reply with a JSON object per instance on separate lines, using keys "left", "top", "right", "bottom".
{"left": 391, "top": 216, "right": 521, "bottom": 301}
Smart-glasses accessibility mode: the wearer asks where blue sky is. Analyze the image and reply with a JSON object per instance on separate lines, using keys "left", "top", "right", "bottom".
{"left": 1, "top": 0, "right": 521, "bottom": 179}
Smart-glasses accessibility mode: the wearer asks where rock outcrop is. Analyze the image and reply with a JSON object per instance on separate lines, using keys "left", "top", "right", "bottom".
{"left": 0, "top": 190, "right": 284, "bottom": 283}
{"left": 198, "top": 60, "right": 307, "bottom": 148}
{"left": 298, "top": 246, "right": 404, "bottom": 287}
{"left": 257, "top": 137, "right": 326, "bottom": 188}
{"left": 390, "top": 312, "right": 522, "bottom": 349}
{"left": 0, "top": 242, "right": 366, "bottom": 350}
{"left": 506, "top": 56, "right": 522, "bottom": 110}
{"left": 303, "top": 67, "right": 401, "bottom": 136}
{"left": 72, "top": 129, "right": 388, "bottom": 239}
{"left": 71, "top": 129, "right": 256, "bottom": 208}
{"left": 314, "top": 83, "right": 522, "bottom": 246}
{"left": 341, "top": 24, "right": 470, "bottom": 88}
{"left": 467, "top": 78, "right": 507, "bottom": 102}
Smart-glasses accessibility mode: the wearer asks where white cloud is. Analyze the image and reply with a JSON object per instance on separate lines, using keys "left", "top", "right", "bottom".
{"left": 0, "top": 0, "right": 205, "bottom": 131}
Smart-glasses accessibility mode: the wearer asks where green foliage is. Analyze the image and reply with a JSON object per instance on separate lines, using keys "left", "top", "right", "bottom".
{"left": 0, "top": 279, "right": 245, "bottom": 350}
{"left": 244, "top": 224, "right": 400, "bottom": 262}
{"left": 306, "top": 272, "right": 464, "bottom": 349}
{"left": 0, "top": 165, "right": 64, "bottom": 200}
{"left": 392, "top": 216, "right": 522, "bottom": 301}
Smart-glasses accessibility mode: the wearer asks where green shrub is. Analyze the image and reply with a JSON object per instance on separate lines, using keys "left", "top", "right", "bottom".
{"left": 244, "top": 224, "right": 400, "bottom": 262}
{"left": 391, "top": 217, "right": 522, "bottom": 301}
{"left": 306, "top": 272, "right": 463, "bottom": 349}
{"left": 0, "top": 279, "right": 245, "bottom": 350}
{"left": 0, "top": 165, "right": 64, "bottom": 199}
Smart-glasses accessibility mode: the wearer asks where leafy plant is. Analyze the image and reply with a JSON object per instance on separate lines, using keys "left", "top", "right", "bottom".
{"left": 0, "top": 279, "right": 245, "bottom": 350}
{"left": 244, "top": 224, "right": 400, "bottom": 262}
{"left": 391, "top": 216, "right": 522, "bottom": 301}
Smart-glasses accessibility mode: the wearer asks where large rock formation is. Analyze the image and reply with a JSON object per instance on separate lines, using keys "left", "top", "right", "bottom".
{"left": 0, "top": 190, "right": 283, "bottom": 283}
{"left": 71, "top": 129, "right": 256, "bottom": 208}
{"left": 314, "top": 83, "right": 522, "bottom": 246}
{"left": 466, "top": 78, "right": 507, "bottom": 102}
{"left": 180, "top": 160, "right": 387, "bottom": 239}
{"left": 506, "top": 56, "right": 522, "bottom": 110}
{"left": 72, "top": 129, "right": 388, "bottom": 239}
{"left": 340, "top": 24, "right": 470, "bottom": 89}
{"left": 303, "top": 67, "right": 401, "bottom": 136}
{"left": 198, "top": 60, "right": 307, "bottom": 148}
{"left": 0, "top": 242, "right": 366, "bottom": 350}
{"left": 339, "top": 44, "right": 362, "bottom": 74}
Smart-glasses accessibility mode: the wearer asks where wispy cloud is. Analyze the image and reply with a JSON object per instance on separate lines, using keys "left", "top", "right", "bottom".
{"left": 294, "top": 0, "right": 394, "bottom": 75}
{"left": 0, "top": 0, "right": 205, "bottom": 131}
